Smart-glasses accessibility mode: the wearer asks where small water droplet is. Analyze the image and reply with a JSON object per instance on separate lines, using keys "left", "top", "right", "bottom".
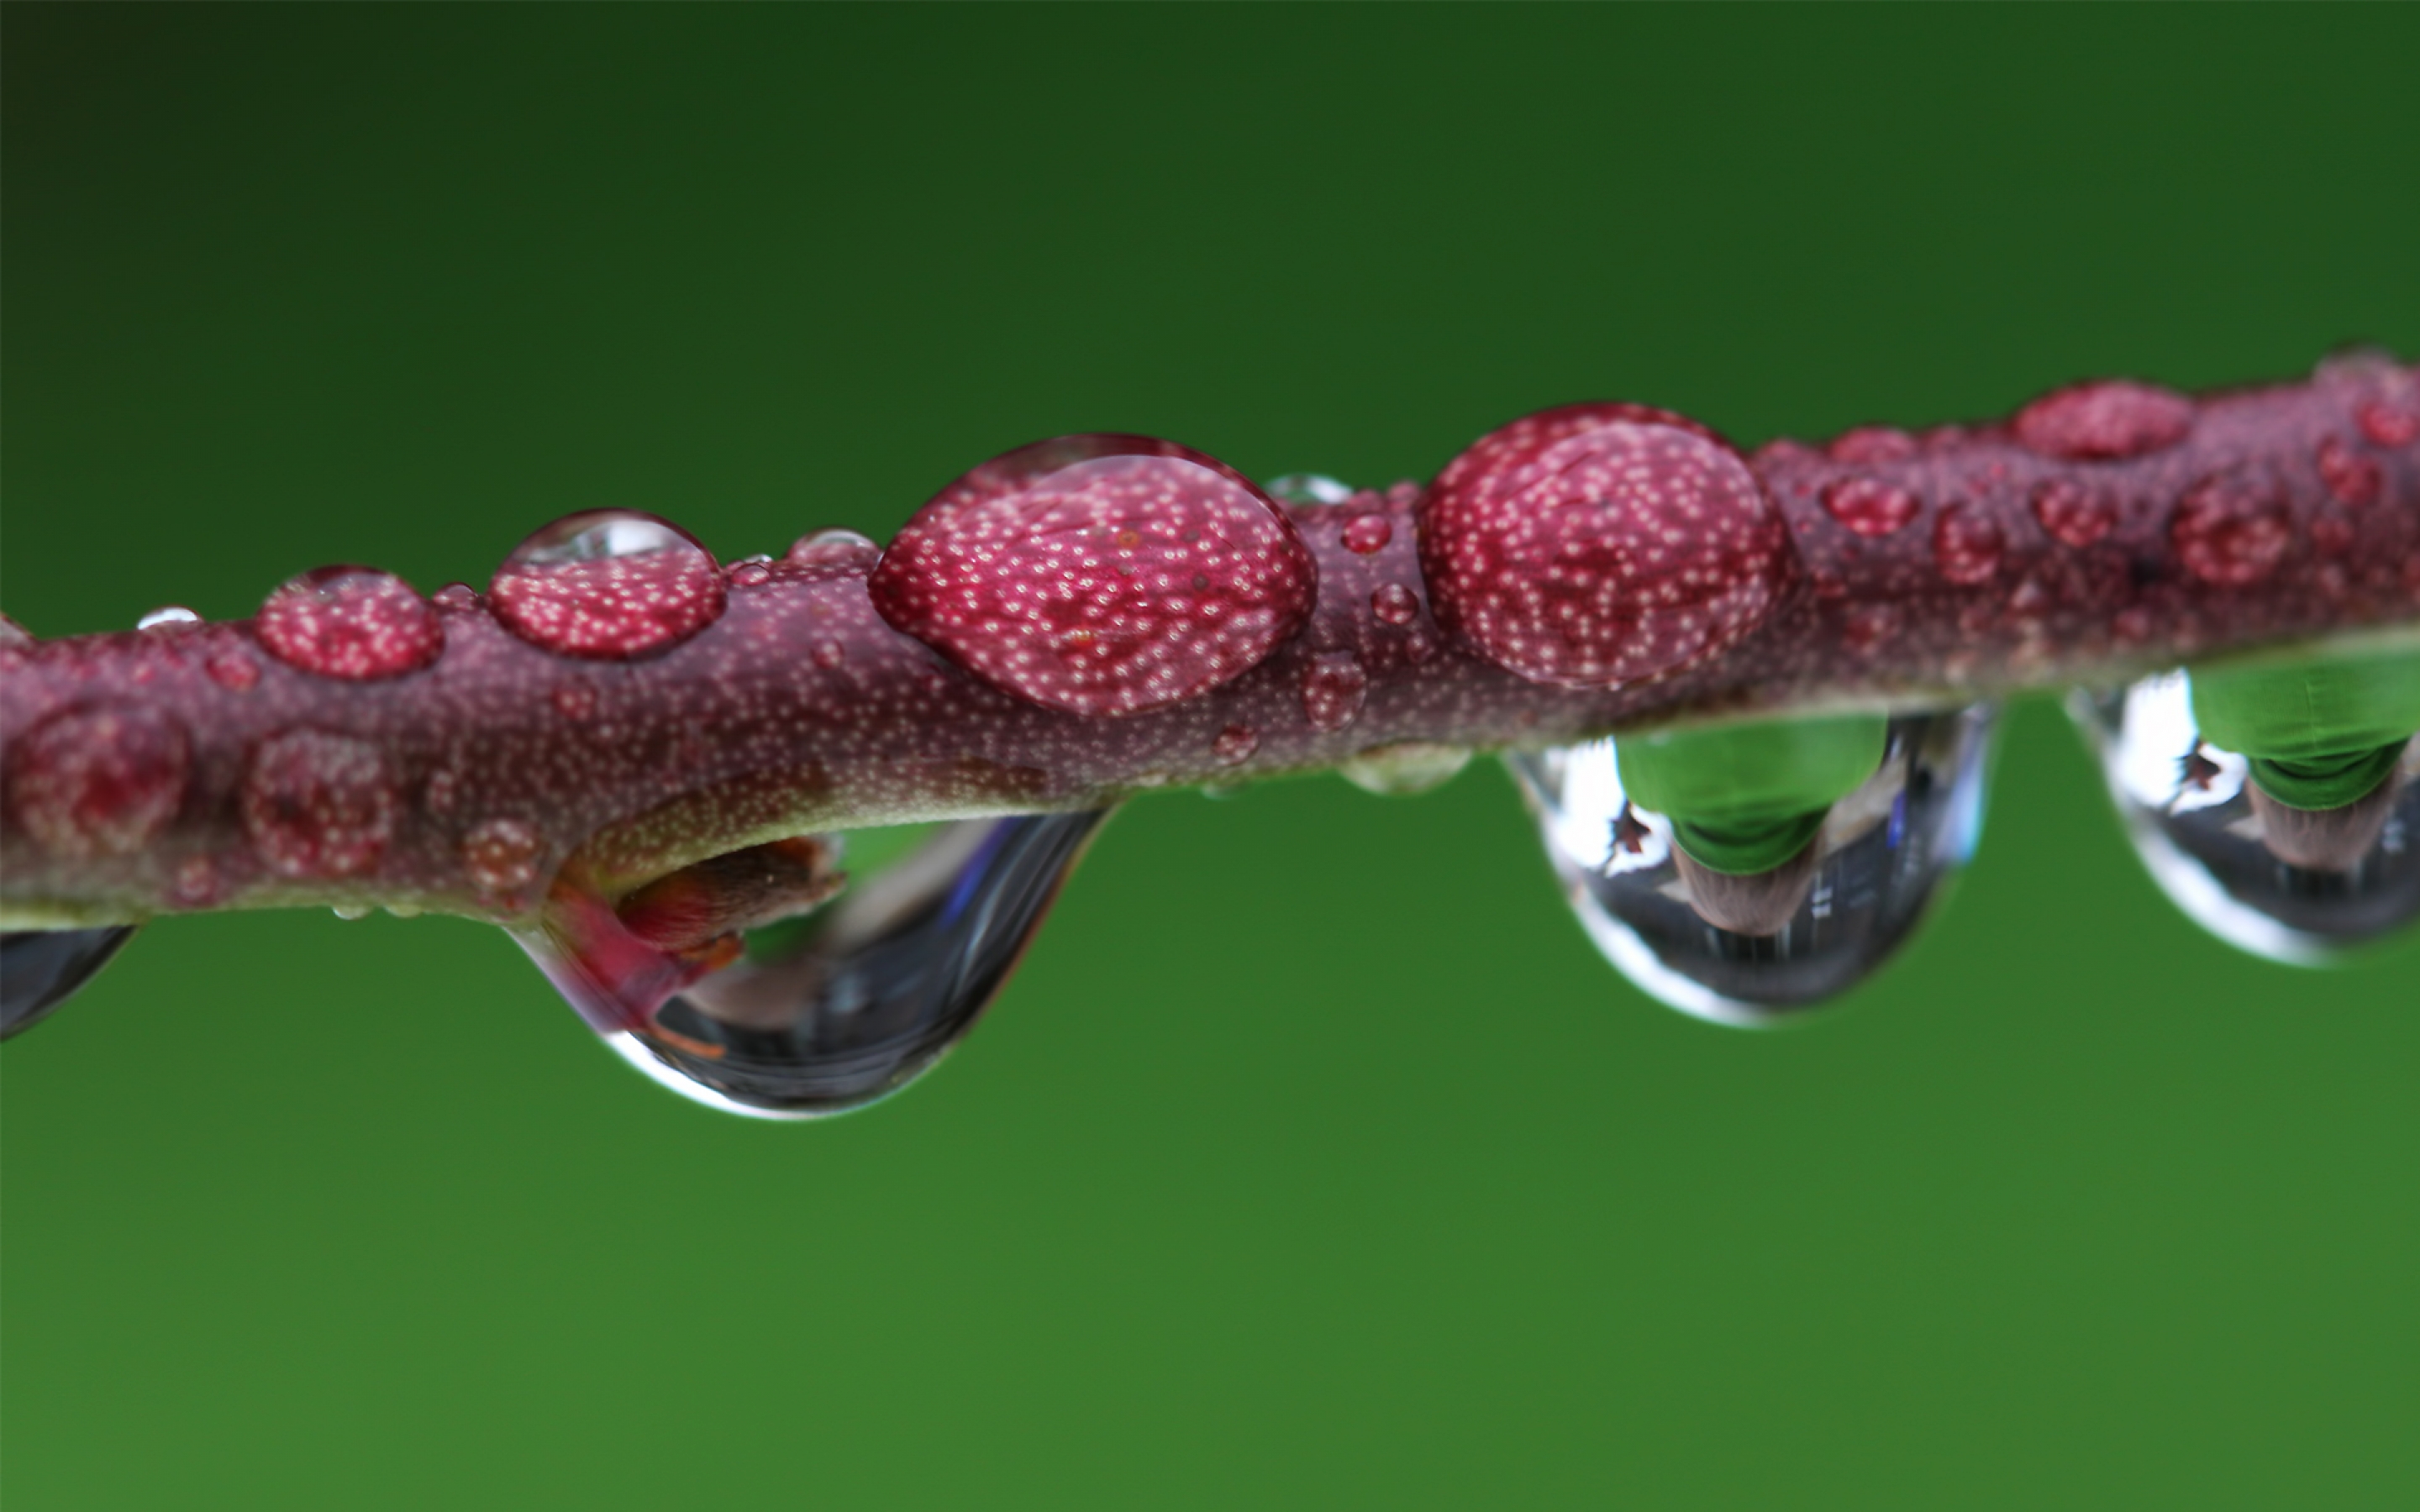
{"left": 2072, "top": 655, "right": 2420, "bottom": 963}
{"left": 729, "top": 559, "right": 774, "bottom": 588}
{"left": 1, "top": 926, "right": 138, "bottom": 1040}
{"left": 1341, "top": 741, "right": 1471, "bottom": 796}
{"left": 1301, "top": 651, "right": 1369, "bottom": 732}
{"left": 2317, "top": 435, "right": 2383, "bottom": 507}
{"left": 1370, "top": 582, "right": 1419, "bottom": 626}
{"left": 1265, "top": 474, "right": 1356, "bottom": 506}
{"left": 255, "top": 566, "right": 445, "bottom": 680}
{"left": 1931, "top": 504, "right": 2005, "bottom": 585}
{"left": 4, "top": 705, "right": 190, "bottom": 859}
{"left": 1212, "top": 723, "right": 1259, "bottom": 764}
{"left": 786, "top": 528, "right": 881, "bottom": 571}
{"left": 332, "top": 904, "right": 372, "bottom": 921}
{"left": 205, "top": 650, "right": 260, "bottom": 691}
{"left": 869, "top": 435, "right": 1315, "bottom": 717}
{"left": 2171, "top": 471, "right": 2292, "bottom": 586}
{"left": 1822, "top": 477, "right": 1922, "bottom": 538}
{"left": 2357, "top": 400, "right": 2419, "bottom": 448}
{"left": 1342, "top": 514, "right": 1393, "bottom": 554}
{"left": 171, "top": 855, "right": 220, "bottom": 907}
{"left": 490, "top": 511, "right": 726, "bottom": 661}
{"left": 1508, "top": 706, "right": 1996, "bottom": 1026}
{"left": 2012, "top": 380, "right": 2194, "bottom": 460}
{"left": 2028, "top": 479, "right": 2116, "bottom": 549}
{"left": 520, "top": 811, "right": 1114, "bottom": 1116}
{"left": 1826, "top": 427, "right": 1918, "bottom": 465}
{"left": 462, "top": 816, "right": 544, "bottom": 894}
{"left": 431, "top": 582, "right": 481, "bottom": 612}
{"left": 241, "top": 728, "right": 399, "bottom": 879}
{"left": 136, "top": 606, "right": 201, "bottom": 630}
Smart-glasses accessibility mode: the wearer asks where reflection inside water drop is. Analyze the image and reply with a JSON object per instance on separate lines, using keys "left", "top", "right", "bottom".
{"left": 2072, "top": 653, "right": 2420, "bottom": 964}
{"left": 1, "top": 924, "right": 138, "bottom": 1039}
{"left": 524, "top": 810, "right": 1113, "bottom": 1118}
{"left": 1507, "top": 706, "right": 1996, "bottom": 1027}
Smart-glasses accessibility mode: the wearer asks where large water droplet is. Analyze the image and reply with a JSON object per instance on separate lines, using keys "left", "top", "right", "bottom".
{"left": 1507, "top": 706, "right": 1997, "bottom": 1026}
{"left": 489, "top": 511, "right": 726, "bottom": 661}
{"left": 1, "top": 925, "right": 138, "bottom": 1039}
{"left": 255, "top": 567, "right": 444, "bottom": 680}
{"left": 521, "top": 811, "right": 1113, "bottom": 1117}
{"left": 1342, "top": 742, "right": 1470, "bottom": 796}
{"left": 2072, "top": 659, "right": 2420, "bottom": 963}
{"left": 5, "top": 705, "right": 190, "bottom": 859}
{"left": 240, "top": 728, "right": 399, "bottom": 878}
{"left": 868, "top": 435, "right": 1316, "bottom": 718}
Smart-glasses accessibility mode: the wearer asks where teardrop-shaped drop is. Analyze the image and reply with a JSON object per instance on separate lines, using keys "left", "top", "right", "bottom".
{"left": 2070, "top": 655, "right": 2420, "bottom": 963}
{"left": 1507, "top": 705, "right": 1996, "bottom": 1027}
{"left": 520, "top": 810, "right": 1114, "bottom": 1117}
{"left": 1, "top": 925, "right": 139, "bottom": 1039}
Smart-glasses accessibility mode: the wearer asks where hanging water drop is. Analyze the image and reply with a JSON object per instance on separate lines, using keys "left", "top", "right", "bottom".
{"left": 2071, "top": 652, "right": 2420, "bottom": 963}
{"left": 518, "top": 811, "right": 1113, "bottom": 1116}
{"left": 0, "top": 925, "right": 139, "bottom": 1039}
{"left": 1508, "top": 706, "right": 1996, "bottom": 1026}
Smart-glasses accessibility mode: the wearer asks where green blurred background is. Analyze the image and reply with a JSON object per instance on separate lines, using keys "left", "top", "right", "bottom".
{"left": 6, "top": 8, "right": 2417, "bottom": 1508}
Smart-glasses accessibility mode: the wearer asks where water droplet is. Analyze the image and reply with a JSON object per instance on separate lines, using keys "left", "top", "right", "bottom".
{"left": 520, "top": 812, "right": 1113, "bottom": 1116}
{"left": 1301, "top": 651, "right": 1368, "bottom": 732}
{"left": 1265, "top": 474, "right": 1355, "bottom": 506}
{"left": 729, "top": 559, "right": 775, "bottom": 588}
{"left": 432, "top": 582, "right": 481, "bottom": 612}
{"left": 1826, "top": 427, "right": 1918, "bottom": 465}
{"left": 2012, "top": 380, "right": 2194, "bottom": 460}
{"left": 867, "top": 434, "right": 1315, "bottom": 718}
{"left": 2357, "top": 400, "right": 2419, "bottom": 448}
{"left": 811, "top": 639, "right": 846, "bottom": 670}
{"left": 786, "top": 528, "right": 881, "bottom": 572}
{"left": 332, "top": 904, "right": 373, "bottom": 921}
{"left": 2171, "top": 472, "right": 2292, "bottom": 586}
{"left": 1841, "top": 601, "right": 1901, "bottom": 653}
{"left": 2028, "top": 478, "right": 2116, "bottom": 549}
{"left": 462, "top": 816, "right": 544, "bottom": 894}
{"left": 136, "top": 606, "right": 201, "bottom": 630}
{"left": 205, "top": 650, "right": 260, "bottom": 691}
{"left": 1370, "top": 582, "right": 1420, "bottom": 626}
{"left": 490, "top": 511, "right": 726, "bottom": 661}
{"left": 0, "top": 612, "right": 32, "bottom": 649}
{"left": 1931, "top": 503, "right": 2005, "bottom": 585}
{"left": 2317, "top": 435, "right": 2383, "bottom": 507}
{"left": 1341, "top": 741, "right": 1471, "bottom": 796}
{"left": 1822, "top": 477, "right": 1922, "bottom": 538}
{"left": 255, "top": 566, "right": 445, "bottom": 680}
{"left": 1, "top": 926, "right": 138, "bottom": 1040}
{"left": 1342, "top": 514, "right": 1393, "bottom": 554}
{"left": 1211, "top": 723, "right": 1260, "bottom": 764}
{"left": 241, "top": 728, "right": 399, "bottom": 879}
{"left": 1507, "top": 706, "right": 1997, "bottom": 1026}
{"left": 5, "top": 705, "right": 190, "bottom": 858}
{"left": 1421, "top": 403, "right": 1791, "bottom": 687}
{"left": 2072, "top": 659, "right": 2420, "bottom": 963}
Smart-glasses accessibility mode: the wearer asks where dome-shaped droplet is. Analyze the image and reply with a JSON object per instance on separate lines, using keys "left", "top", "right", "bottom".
{"left": 240, "top": 728, "right": 399, "bottom": 878}
{"left": 786, "top": 528, "right": 880, "bottom": 573}
{"left": 1507, "top": 706, "right": 1997, "bottom": 1026}
{"left": 1, "top": 925, "right": 139, "bottom": 1039}
{"left": 2171, "top": 472, "right": 2292, "bottom": 586}
{"left": 2071, "top": 657, "right": 2420, "bottom": 963}
{"left": 490, "top": 511, "right": 725, "bottom": 661}
{"left": 6, "top": 705, "right": 190, "bottom": 859}
{"left": 1931, "top": 504, "right": 2005, "bottom": 585}
{"left": 2029, "top": 479, "right": 2116, "bottom": 549}
{"left": 1420, "top": 403, "right": 1791, "bottom": 688}
{"left": 1211, "top": 723, "right": 1260, "bottom": 764}
{"left": 256, "top": 566, "right": 445, "bottom": 680}
{"left": 461, "top": 816, "right": 545, "bottom": 895}
{"left": 867, "top": 435, "right": 1316, "bottom": 718}
{"left": 1370, "top": 581, "right": 1420, "bottom": 627}
{"left": 1822, "top": 477, "right": 1922, "bottom": 538}
{"left": 1341, "top": 514, "right": 1393, "bottom": 554}
{"left": 518, "top": 812, "right": 1113, "bottom": 1117}
{"left": 1301, "top": 651, "right": 1368, "bottom": 732}
{"left": 136, "top": 606, "right": 201, "bottom": 630}
{"left": 2012, "top": 380, "right": 2194, "bottom": 461}
{"left": 2316, "top": 436, "right": 2383, "bottom": 507}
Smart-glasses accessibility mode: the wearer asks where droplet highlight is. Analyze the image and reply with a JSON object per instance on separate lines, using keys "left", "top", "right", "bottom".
{"left": 490, "top": 511, "right": 726, "bottom": 661}
{"left": 256, "top": 566, "right": 445, "bottom": 680}
{"left": 1301, "top": 651, "right": 1369, "bottom": 732}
